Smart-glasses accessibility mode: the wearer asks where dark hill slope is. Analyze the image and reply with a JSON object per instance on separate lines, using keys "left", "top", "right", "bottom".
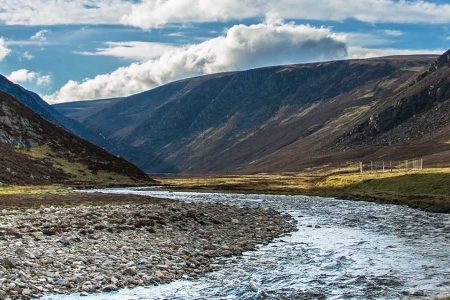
{"left": 0, "top": 91, "right": 150, "bottom": 185}
{"left": 245, "top": 51, "right": 450, "bottom": 172}
{"left": 58, "top": 54, "right": 449, "bottom": 173}
{"left": 0, "top": 75, "right": 107, "bottom": 148}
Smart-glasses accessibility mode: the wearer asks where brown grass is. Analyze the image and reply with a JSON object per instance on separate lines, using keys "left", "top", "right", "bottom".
{"left": 155, "top": 167, "right": 450, "bottom": 213}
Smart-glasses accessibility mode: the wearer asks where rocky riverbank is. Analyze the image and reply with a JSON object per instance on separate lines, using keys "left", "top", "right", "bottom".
{"left": 0, "top": 193, "right": 295, "bottom": 299}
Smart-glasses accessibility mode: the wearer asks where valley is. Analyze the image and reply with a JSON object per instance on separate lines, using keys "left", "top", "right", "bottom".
{"left": 1, "top": 2, "right": 450, "bottom": 299}
{"left": 1, "top": 49, "right": 449, "bottom": 299}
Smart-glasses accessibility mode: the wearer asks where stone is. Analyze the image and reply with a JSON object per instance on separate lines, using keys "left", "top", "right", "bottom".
{"left": 0, "top": 257, "right": 16, "bottom": 269}
{"left": 0, "top": 195, "right": 294, "bottom": 299}
{"left": 15, "top": 247, "right": 28, "bottom": 257}
{"left": 122, "top": 267, "right": 137, "bottom": 276}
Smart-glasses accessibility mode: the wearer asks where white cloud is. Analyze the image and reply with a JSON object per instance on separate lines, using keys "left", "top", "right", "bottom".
{"left": 384, "top": 30, "right": 403, "bottom": 37}
{"left": 0, "top": 0, "right": 132, "bottom": 25}
{"left": 1, "top": 0, "right": 450, "bottom": 27}
{"left": 23, "top": 51, "right": 34, "bottom": 60}
{"left": 0, "top": 38, "right": 11, "bottom": 61}
{"left": 5, "top": 30, "right": 51, "bottom": 47}
{"left": 77, "top": 41, "right": 179, "bottom": 61}
{"left": 7, "top": 69, "right": 52, "bottom": 86}
{"left": 347, "top": 46, "right": 443, "bottom": 59}
{"left": 36, "top": 75, "right": 52, "bottom": 86}
{"left": 49, "top": 20, "right": 348, "bottom": 103}
{"left": 122, "top": 0, "right": 450, "bottom": 29}
{"left": 30, "top": 30, "right": 49, "bottom": 43}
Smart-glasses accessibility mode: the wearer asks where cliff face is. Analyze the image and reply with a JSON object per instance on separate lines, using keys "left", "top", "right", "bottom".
{"left": 0, "top": 91, "right": 151, "bottom": 184}
{"left": 56, "top": 53, "right": 450, "bottom": 173}
{"left": 338, "top": 49, "right": 450, "bottom": 147}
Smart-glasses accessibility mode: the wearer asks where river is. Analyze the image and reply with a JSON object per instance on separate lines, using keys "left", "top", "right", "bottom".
{"left": 44, "top": 187, "right": 450, "bottom": 299}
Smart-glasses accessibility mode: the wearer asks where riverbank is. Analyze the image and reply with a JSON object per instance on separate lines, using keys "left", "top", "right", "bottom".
{"left": 155, "top": 167, "right": 450, "bottom": 213}
{"left": 0, "top": 192, "right": 295, "bottom": 299}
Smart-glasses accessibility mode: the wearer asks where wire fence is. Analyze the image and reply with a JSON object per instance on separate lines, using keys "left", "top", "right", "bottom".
{"left": 359, "top": 159, "right": 423, "bottom": 173}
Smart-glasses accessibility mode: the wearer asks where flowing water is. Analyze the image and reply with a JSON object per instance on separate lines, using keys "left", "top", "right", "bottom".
{"left": 45, "top": 187, "right": 450, "bottom": 299}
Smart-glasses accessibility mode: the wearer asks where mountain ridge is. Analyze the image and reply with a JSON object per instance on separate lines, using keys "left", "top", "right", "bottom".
{"left": 54, "top": 53, "right": 450, "bottom": 174}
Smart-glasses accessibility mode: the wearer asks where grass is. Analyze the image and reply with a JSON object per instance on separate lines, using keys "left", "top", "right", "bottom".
{"left": 156, "top": 167, "right": 450, "bottom": 213}
{"left": 318, "top": 168, "right": 450, "bottom": 196}
{"left": 0, "top": 185, "right": 71, "bottom": 195}
{"left": 17, "top": 145, "right": 137, "bottom": 185}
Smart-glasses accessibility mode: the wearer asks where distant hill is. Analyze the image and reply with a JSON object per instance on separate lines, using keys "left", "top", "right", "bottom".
{"left": 0, "top": 75, "right": 108, "bottom": 148}
{"left": 55, "top": 52, "right": 450, "bottom": 173}
{"left": 54, "top": 98, "right": 123, "bottom": 123}
{"left": 0, "top": 90, "right": 151, "bottom": 185}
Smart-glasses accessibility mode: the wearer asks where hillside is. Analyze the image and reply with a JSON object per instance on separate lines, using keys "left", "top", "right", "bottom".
{"left": 0, "top": 75, "right": 107, "bottom": 148}
{"left": 0, "top": 90, "right": 151, "bottom": 185}
{"left": 54, "top": 52, "right": 450, "bottom": 174}
{"left": 54, "top": 98, "right": 123, "bottom": 123}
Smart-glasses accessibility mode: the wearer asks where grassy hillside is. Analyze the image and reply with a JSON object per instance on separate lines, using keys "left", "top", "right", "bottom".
{"left": 0, "top": 90, "right": 152, "bottom": 186}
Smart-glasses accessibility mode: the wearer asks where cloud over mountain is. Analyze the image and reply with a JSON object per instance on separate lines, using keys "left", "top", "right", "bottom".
{"left": 7, "top": 69, "right": 51, "bottom": 86}
{"left": 50, "top": 21, "right": 348, "bottom": 102}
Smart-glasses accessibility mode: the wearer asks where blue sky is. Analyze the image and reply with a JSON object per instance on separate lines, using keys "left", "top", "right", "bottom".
{"left": 0, "top": 0, "right": 449, "bottom": 103}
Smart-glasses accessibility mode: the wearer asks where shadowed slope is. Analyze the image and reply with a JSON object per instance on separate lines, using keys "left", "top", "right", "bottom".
{"left": 0, "top": 90, "right": 151, "bottom": 185}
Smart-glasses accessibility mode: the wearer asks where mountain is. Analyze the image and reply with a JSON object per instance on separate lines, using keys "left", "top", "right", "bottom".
{"left": 0, "top": 90, "right": 151, "bottom": 185}
{"left": 54, "top": 52, "right": 450, "bottom": 174}
{"left": 0, "top": 75, "right": 107, "bottom": 148}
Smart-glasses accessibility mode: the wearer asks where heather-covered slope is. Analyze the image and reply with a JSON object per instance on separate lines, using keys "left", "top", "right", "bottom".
{"left": 56, "top": 53, "right": 450, "bottom": 173}
{"left": 0, "top": 75, "right": 107, "bottom": 148}
{"left": 0, "top": 90, "right": 150, "bottom": 185}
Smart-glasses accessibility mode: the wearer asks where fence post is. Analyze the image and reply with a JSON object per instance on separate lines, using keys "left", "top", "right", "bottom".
{"left": 390, "top": 161, "right": 392, "bottom": 172}
{"left": 360, "top": 162, "right": 363, "bottom": 174}
{"left": 383, "top": 161, "right": 385, "bottom": 172}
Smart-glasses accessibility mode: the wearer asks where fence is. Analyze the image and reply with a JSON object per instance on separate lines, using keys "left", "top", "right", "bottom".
{"left": 359, "top": 159, "right": 423, "bottom": 173}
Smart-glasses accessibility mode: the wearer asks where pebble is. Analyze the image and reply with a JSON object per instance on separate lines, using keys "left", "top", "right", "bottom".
{"left": 0, "top": 199, "right": 295, "bottom": 299}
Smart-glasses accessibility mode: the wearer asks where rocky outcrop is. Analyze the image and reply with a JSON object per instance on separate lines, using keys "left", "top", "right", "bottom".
{"left": 337, "top": 49, "right": 450, "bottom": 148}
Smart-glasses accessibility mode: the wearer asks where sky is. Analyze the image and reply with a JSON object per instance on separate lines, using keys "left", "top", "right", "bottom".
{"left": 0, "top": 0, "right": 449, "bottom": 104}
